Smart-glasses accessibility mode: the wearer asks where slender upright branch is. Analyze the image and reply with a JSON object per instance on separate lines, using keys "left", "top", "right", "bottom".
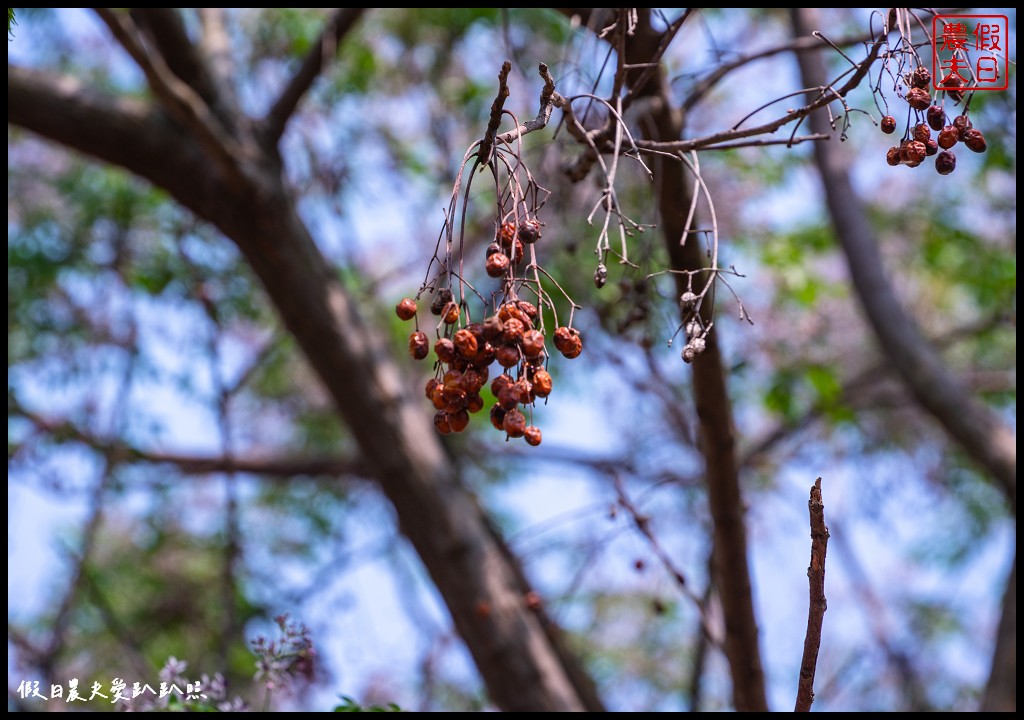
{"left": 477, "top": 60, "right": 512, "bottom": 167}
{"left": 262, "top": 8, "right": 366, "bottom": 143}
{"left": 795, "top": 478, "right": 829, "bottom": 712}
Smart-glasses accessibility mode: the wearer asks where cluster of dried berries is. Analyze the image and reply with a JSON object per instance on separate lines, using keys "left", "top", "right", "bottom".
{"left": 398, "top": 221, "right": 583, "bottom": 445}
{"left": 879, "top": 65, "right": 987, "bottom": 175}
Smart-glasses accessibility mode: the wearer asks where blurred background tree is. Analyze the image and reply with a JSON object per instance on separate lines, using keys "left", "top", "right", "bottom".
{"left": 8, "top": 7, "right": 1015, "bottom": 712}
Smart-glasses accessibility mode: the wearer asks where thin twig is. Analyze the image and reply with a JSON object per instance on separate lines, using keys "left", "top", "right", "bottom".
{"left": 262, "top": 8, "right": 366, "bottom": 143}
{"left": 795, "top": 477, "right": 829, "bottom": 712}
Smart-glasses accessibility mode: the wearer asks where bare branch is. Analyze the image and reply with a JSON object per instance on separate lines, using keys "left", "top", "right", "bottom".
{"left": 795, "top": 478, "right": 829, "bottom": 712}
{"left": 129, "top": 9, "right": 226, "bottom": 120}
{"left": 94, "top": 8, "right": 247, "bottom": 187}
{"left": 477, "top": 60, "right": 512, "bottom": 166}
{"left": 262, "top": 8, "right": 366, "bottom": 143}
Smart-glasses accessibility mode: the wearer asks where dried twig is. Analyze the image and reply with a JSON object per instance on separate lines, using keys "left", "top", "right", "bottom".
{"left": 795, "top": 477, "right": 829, "bottom": 712}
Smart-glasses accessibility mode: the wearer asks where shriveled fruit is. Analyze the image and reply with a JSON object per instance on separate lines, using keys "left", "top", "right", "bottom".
{"left": 498, "top": 221, "right": 517, "bottom": 247}
{"left": 910, "top": 66, "right": 931, "bottom": 89}
{"left": 453, "top": 328, "right": 479, "bottom": 359}
{"left": 434, "top": 337, "right": 456, "bottom": 363}
{"left": 490, "top": 373, "right": 513, "bottom": 398}
{"left": 905, "top": 87, "right": 930, "bottom": 110}
{"left": 442, "top": 302, "right": 460, "bottom": 325}
{"left": 531, "top": 369, "right": 553, "bottom": 397}
{"left": 448, "top": 409, "right": 470, "bottom": 433}
{"left": 503, "top": 409, "right": 527, "bottom": 438}
{"left": 963, "top": 128, "right": 986, "bottom": 153}
{"left": 937, "top": 126, "right": 959, "bottom": 149}
{"left": 886, "top": 146, "right": 901, "bottom": 166}
{"left": 924, "top": 139, "right": 938, "bottom": 156}
{"left": 952, "top": 114, "right": 972, "bottom": 139}
{"left": 489, "top": 404, "right": 506, "bottom": 431}
{"left": 433, "top": 410, "right": 452, "bottom": 435}
{"left": 485, "top": 252, "right": 510, "bottom": 278}
{"left": 496, "top": 344, "right": 520, "bottom": 368}
{"left": 518, "top": 219, "right": 542, "bottom": 244}
{"left": 524, "top": 426, "right": 542, "bottom": 447}
{"left": 913, "top": 123, "right": 931, "bottom": 143}
{"left": 521, "top": 330, "right": 545, "bottom": 358}
{"left": 430, "top": 288, "right": 453, "bottom": 316}
{"left": 408, "top": 331, "right": 430, "bottom": 360}
{"left": 880, "top": 115, "right": 897, "bottom": 134}
{"left": 935, "top": 150, "right": 956, "bottom": 175}
{"left": 395, "top": 297, "right": 417, "bottom": 321}
{"left": 926, "top": 105, "right": 946, "bottom": 131}
{"left": 502, "top": 317, "right": 525, "bottom": 345}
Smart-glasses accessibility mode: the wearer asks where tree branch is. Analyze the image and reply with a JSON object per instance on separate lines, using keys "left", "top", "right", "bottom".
{"left": 128, "top": 8, "right": 228, "bottom": 123}
{"left": 791, "top": 7, "right": 1016, "bottom": 512}
{"left": 262, "top": 8, "right": 366, "bottom": 144}
{"left": 94, "top": 8, "right": 247, "bottom": 188}
{"left": 570, "top": 9, "right": 770, "bottom": 710}
{"left": 795, "top": 478, "right": 829, "bottom": 712}
{"left": 981, "top": 555, "right": 1016, "bottom": 711}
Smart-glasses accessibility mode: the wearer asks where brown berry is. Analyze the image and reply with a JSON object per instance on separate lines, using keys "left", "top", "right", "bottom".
{"left": 466, "top": 393, "right": 485, "bottom": 414}
{"left": 886, "top": 147, "right": 901, "bottom": 166}
{"left": 485, "top": 242, "right": 502, "bottom": 257}
{"left": 454, "top": 328, "right": 479, "bottom": 359}
{"left": 430, "top": 288, "right": 453, "bottom": 316}
{"left": 941, "top": 74, "right": 964, "bottom": 103}
{"left": 924, "top": 139, "right": 938, "bottom": 156}
{"left": 496, "top": 344, "right": 520, "bottom": 368}
{"left": 396, "top": 297, "right": 417, "bottom": 321}
{"left": 434, "top": 337, "right": 455, "bottom": 363}
{"left": 502, "top": 317, "right": 525, "bottom": 345}
{"left": 904, "top": 140, "right": 927, "bottom": 165}
{"left": 497, "top": 384, "right": 520, "bottom": 411}
{"left": 521, "top": 330, "right": 546, "bottom": 358}
{"left": 408, "top": 331, "right": 429, "bottom": 360}
{"left": 913, "top": 123, "right": 931, "bottom": 143}
{"left": 474, "top": 342, "right": 497, "bottom": 368}
{"left": 442, "top": 302, "right": 460, "bottom": 325}
{"left": 911, "top": 66, "right": 931, "bottom": 89}
{"left": 518, "top": 219, "right": 542, "bottom": 244}
{"left": 425, "top": 377, "right": 440, "bottom": 401}
{"left": 514, "top": 378, "right": 534, "bottom": 405}
{"left": 927, "top": 105, "right": 946, "bottom": 131}
{"left": 491, "top": 373, "right": 513, "bottom": 398}
{"left": 482, "top": 315, "right": 504, "bottom": 341}
{"left": 524, "top": 426, "right": 542, "bottom": 447}
{"left": 935, "top": 150, "right": 956, "bottom": 175}
{"left": 498, "top": 222, "right": 516, "bottom": 248}
{"left": 905, "top": 87, "right": 931, "bottom": 111}
{"left": 485, "top": 252, "right": 510, "bottom": 278}
{"left": 880, "top": 115, "right": 897, "bottom": 134}
{"left": 516, "top": 301, "right": 540, "bottom": 321}
{"left": 937, "top": 126, "right": 959, "bottom": 149}
{"left": 532, "top": 369, "right": 553, "bottom": 398}
{"left": 489, "top": 404, "right": 506, "bottom": 431}
{"left": 433, "top": 410, "right": 452, "bottom": 435}
{"left": 448, "top": 409, "right": 470, "bottom": 433}
{"left": 503, "top": 409, "right": 526, "bottom": 438}
{"left": 554, "top": 327, "right": 583, "bottom": 358}
{"left": 430, "top": 383, "right": 447, "bottom": 410}
{"left": 952, "top": 114, "right": 972, "bottom": 139}
{"left": 508, "top": 239, "right": 525, "bottom": 264}
{"left": 963, "top": 128, "right": 986, "bottom": 153}
{"left": 464, "top": 367, "right": 488, "bottom": 393}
